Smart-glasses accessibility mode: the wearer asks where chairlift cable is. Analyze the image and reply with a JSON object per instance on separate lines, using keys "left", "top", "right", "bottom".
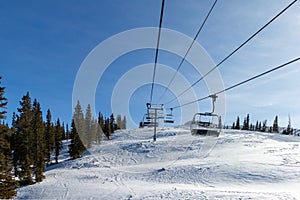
{"left": 157, "top": 0, "right": 218, "bottom": 103}
{"left": 170, "top": 56, "right": 300, "bottom": 110}
{"left": 149, "top": 0, "right": 165, "bottom": 104}
{"left": 164, "top": 0, "right": 298, "bottom": 105}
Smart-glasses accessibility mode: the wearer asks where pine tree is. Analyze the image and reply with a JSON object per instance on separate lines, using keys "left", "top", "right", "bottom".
{"left": 122, "top": 116, "right": 127, "bottom": 129}
{"left": 262, "top": 120, "right": 267, "bottom": 132}
{"left": 14, "top": 92, "right": 34, "bottom": 186}
{"left": 258, "top": 122, "right": 262, "bottom": 131}
{"left": 45, "top": 109, "right": 55, "bottom": 166}
{"left": 0, "top": 76, "right": 18, "bottom": 198}
{"left": 68, "top": 120, "right": 86, "bottom": 159}
{"left": 32, "top": 99, "right": 46, "bottom": 182}
{"left": 104, "top": 117, "right": 111, "bottom": 140}
{"left": 218, "top": 116, "right": 222, "bottom": 129}
{"left": 73, "top": 101, "right": 85, "bottom": 146}
{"left": 116, "top": 114, "right": 122, "bottom": 130}
{"left": 65, "top": 123, "right": 70, "bottom": 140}
{"left": 242, "top": 114, "right": 249, "bottom": 130}
{"left": 255, "top": 121, "right": 259, "bottom": 131}
{"left": 54, "top": 118, "right": 63, "bottom": 164}
{"left": 61, "top": 122, "right": 66, "bottom": 140}
{"left": 283, "top": 115, "right": 293, "bottom": 135}
{"left": 110, "top": 114, "right": 115, "bottom": 133}
{"left": 235, "top": 116, "right": 240, "bottom": 130}
{"left": 0, "top": 77, "right": 7, "bottom": 119}
{"left": 85, "top": 104, "right": 93, "bottom": 148}
{"left": 273, "top": 115, "right": 279, "bottom": 133}
{"left": 96, "top": 112, "right": 104, "bottom": 144}
{"left": 232, "top": 122, "right": 235, "bottom": 129}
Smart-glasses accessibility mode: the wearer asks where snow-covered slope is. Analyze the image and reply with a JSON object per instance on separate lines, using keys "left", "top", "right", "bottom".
{"left": 16, "top": 127, "right": 300, "bottom": 199}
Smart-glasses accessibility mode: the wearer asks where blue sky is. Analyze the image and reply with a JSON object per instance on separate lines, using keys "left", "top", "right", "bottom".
{"left": 1, "top": 0, "right": 300, "bottom": 128}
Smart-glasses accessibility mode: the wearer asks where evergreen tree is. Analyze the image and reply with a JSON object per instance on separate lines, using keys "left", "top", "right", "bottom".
{"left": 262, "top": 120, "right": 267, "bottom": 132}
{"left": 54, "top": 118, "right": 63, "bottom": 164}
{"left": 218, "top": 116, "right": 222, "bottom": 129}
{"left": 68, "top": 120, "right": 86, "bottom": 159}
{"left": 61, "top": 122, "right": 66, "bottom": 140}
{"left": 45, "top": 109, "right": 55, "bottom": 165}
{"left": 273, "top": 115, "right": 279, "bottom": 133}
{"left": 14, "top": 92, "right": 34, "bottom": 186}
{"left": 0, "top": 77, "right": 7, "bottom": 119}
{"left": 96, "top": 112, "right": 104, "bottom": 144}
{"left": 258, "top": 122, "right": 262, "bottom": 131}
{"left": 232, "top": 122, "right": 235, "bottom": 129}
{"left": 85, "top": 104, "right": 93, "bottom": 148}
{"left": 32, "top": 99, "right": 46, "bottom": 182}
{"left": 0, "top": 76, "right": 18, "bottom": 198}
{"left": 116, "top": 114, "right": 122, "bottom": 130}
{"left": 73, "top": 101, "right": 85, "bottom": 146}
{"left": 235, "top": 116, "right": 240, "bottom": 129}
{"left": 255, "top": 121, "right": 259, "bottom": 131}
{"left": 110, "top": 114, "right": 115, "bottom": 133}
{"left": 65, "top": 123, "right": 70, "bottom": 140}
{"left": 242, "top": 114, "right": 249, "bottom": 130}
{"left": 283, "top": 115, "right": 293, "bottom": 135}
{"left": 104, "top": 117, "right": 111, "bottom": 140}
{"left": 122, "top": 116, "right": 127, "bottom": 129}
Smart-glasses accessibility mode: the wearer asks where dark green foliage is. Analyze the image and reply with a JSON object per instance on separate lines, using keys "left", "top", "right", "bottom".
{"left": 85, "top": 104, "right": 94, "bottom": 148}
{"left": 61, "top": 122, "right": 66, "bottom": 140}
{"left": 282, "top": 115, "right": 293, "bottom": 135}
{"left": 32, "top": 99, "right": 46, "bottom": 182}
{"left": 242, "top": 114, "right": 250, "bottom": 130}
{"left": 109, "top": 114, "right": 115, "bottom": 134}
{"left": 0, "top": 77, "right": 18, "bottom": 198}
{"left": 0, "top": 124, "right": 18, "bottom": 199}
{"left": 104, "top": 117, "right": 111, "bottom": 140}
{"left": 45, "top": 109, "right": 55, "bottom": 165}
{"left": 54, "top": 119, "right": 63, "bottom": 164}
{"left": 258, "top": 122, "right": 262, "bottom": 131}
{"left": 261, "top": 120, "right": 267, "bottom": 132}
{"left": 65, "top": 123, "right": 70, "bottom": 140}
{"left": 235, "top": 116, "right": 240, "bottom": 130}
{"left": 14, "top": 92, "right": 34, "bottom": 186}
{"left": 255, "top": 121, "right": 259, "bottom": 131}
{"left": 273, "top": 115, "right": 279, "bottom": 133}
{"left": 116, "top": 114, "right": 122, "bottom": 130}
{"left": 73, "top": 101, "right": 86, "bottom": 145}
{"left": 68, "top": 120, "right": 86, "bottom": 159}
{"left": 218, "top": 116, "right": 222, "bottom": 129}
{"left": 96, "top": 112, "right": 104, "bottom": 144}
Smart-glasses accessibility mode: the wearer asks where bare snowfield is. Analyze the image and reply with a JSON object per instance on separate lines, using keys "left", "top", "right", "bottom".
{"left": 16, "top": 127, "right": 300, "bottom": 199}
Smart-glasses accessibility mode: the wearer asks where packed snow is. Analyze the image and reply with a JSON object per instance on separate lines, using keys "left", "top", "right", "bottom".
{"left": 16, "top": 127, "right": 300, "bottom": 199}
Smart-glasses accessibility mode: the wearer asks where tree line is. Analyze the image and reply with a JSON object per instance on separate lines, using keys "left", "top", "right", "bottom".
{"left": 0, "top": 76, "right": 126, "bottom": 198}
{"left": 230, "top": 113, "right": 294, "bottom": 135}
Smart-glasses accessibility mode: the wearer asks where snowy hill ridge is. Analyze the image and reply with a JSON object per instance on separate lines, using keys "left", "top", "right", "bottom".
{"left": 16, "top": 127, "right": 300, "bottom": 199}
